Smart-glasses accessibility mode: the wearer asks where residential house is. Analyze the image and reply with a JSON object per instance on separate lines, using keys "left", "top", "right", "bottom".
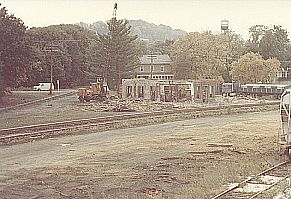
{"left": 275, "top": 67, "right": 291, "bottom": 85}
{"left": 134, "top": 54, "right": 174, "bottom": 80}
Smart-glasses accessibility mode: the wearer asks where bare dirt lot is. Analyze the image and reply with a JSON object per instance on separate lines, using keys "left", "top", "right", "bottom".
{"left": 0, "top": 109, "right": 287, "bottom": 199}
{"left": 0, "top": 91, "right": 125, "bottom": 129}
{"left": 0, "top": 90, "right": 276, "bottom": 129}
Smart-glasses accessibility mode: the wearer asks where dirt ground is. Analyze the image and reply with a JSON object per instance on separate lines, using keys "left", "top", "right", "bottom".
{"left": 0, "top": 90, "right": 52, "bottom": 108}
{"left": 0, "top": 109, "right": 287, "bottom": 199}
{"left": 0, "top": 90, "right": 276, "bottom": 129}
{"left": 0, "top": 91, "right": 125, "bottom": 129}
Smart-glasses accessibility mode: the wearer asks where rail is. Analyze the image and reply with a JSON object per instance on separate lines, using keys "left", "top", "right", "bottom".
{"left": 0, "top": 102, "right": 279, "bottom": 145}
{"left": 212, "top": 160, "right": 291, "bottom": 199}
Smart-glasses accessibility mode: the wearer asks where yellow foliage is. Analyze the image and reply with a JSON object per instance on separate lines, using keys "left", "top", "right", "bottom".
{"left": 231, "top": 52, "right": 280, "bottom": 84}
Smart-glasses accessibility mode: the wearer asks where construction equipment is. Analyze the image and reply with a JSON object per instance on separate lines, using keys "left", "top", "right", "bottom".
{"left": 78, "top": 76, "right": 109, "bottom": 102}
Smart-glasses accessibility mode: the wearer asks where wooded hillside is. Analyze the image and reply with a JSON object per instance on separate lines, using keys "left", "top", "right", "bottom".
{"left": 78, "top": 19, "right": 187, "bottom": 43}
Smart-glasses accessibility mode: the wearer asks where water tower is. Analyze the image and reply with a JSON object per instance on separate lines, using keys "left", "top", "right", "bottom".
{"left": 221, "top": 19, "right": 229, "bottom": 32}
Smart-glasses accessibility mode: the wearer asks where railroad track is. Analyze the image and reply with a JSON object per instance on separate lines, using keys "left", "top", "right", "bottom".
{"left": 0, "top": 109, "right": 188, "bottom": 143}
{"left": 212, "top": 160, "right": 291, "bottom": 199}
{"left": 0, "top": 102, "right": 279, "bottom": 144}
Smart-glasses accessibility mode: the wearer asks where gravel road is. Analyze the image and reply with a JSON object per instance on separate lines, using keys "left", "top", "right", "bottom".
{"left": 0, "top": 110, "right": 286, "bottom": 199}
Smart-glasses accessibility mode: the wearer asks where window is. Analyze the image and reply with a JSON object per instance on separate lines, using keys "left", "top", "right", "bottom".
{"left": 140, "top": 66, "right": 144, "bottom": 72}
{"left": 126, "top": 86, "right": 132, "bottom": 97}
{"left": 161, "top": 65, "right": 164, "bottom": 72}
{"left": 137, "top": 86, "right": 144, "bottom": 98}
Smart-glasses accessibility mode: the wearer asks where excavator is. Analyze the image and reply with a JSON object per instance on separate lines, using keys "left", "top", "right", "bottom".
{"left": 77, "top": 76, "right": 109, "bottom": 102}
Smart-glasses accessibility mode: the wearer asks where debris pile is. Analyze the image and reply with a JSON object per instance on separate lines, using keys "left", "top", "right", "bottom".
{"left": 76, "top": 99, "right": 175, "bottom": 112}
{"left": 213, "top": 96, "right": 273, "bottom": 106}
{"left": 75, "top": 96, "right": 277, "bottom": 113}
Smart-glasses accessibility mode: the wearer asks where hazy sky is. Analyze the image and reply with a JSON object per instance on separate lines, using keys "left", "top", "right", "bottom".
{"left": 2, "top": 0, "right": 291, "bottom": 40}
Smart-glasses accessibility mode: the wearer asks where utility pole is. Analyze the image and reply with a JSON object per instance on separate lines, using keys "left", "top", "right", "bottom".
{"left": 43, "top": 44, "right": 60, "bottom": 95}
{"left": 50, "top": 51, "right": 53, "bottom": 95}
{"left": 147, "top": 53, "right": 157, "bottom": 79}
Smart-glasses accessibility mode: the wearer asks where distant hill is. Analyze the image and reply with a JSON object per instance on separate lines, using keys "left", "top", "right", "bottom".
{"left": 78, "top": 19, "right": 187, "bottom": 43}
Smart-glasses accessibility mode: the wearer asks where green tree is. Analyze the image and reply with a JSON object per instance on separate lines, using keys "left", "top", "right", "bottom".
{"left": 0, "top": 4, "right": 30, "bottom": 97}
{"left": 246, "top": 25, "right": 290, "bottom": 61}
{"left": 231, "top": 52, "right": 280, "bottom": 84}
{"left": 26, "top": 24, "right": 99, "bottom": 87}
{"left": 149, "top": 39, "right": 174, "bottom": 54}
{"left": 132, "top": 39, "right": 148, "bottom": 56}
{"left": 0, "top": 61, "right": 5, "bottom": 99}
{"left": 221, "top": 30, "right": 246, "bottom": 81}
{"left": 172, "top": 54, "right": 192, "bottom": 79}
{"left": 96, "top": 17, "right": 138, "bottom": 90}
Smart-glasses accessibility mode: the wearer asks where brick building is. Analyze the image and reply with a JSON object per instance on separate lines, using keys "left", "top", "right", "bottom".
{"left": 121, "top": 78, "right": 219, "bottom": 102}
{"left": 134, "top": 54, "right": 174, "bottom": 80}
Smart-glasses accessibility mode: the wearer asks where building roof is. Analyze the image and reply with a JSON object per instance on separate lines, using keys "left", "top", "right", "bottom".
{"left": 139, "top": 54, "right": 172, "bottom": 65}
{"left": 241, "top": 84, "right": 289, "bottom": 88}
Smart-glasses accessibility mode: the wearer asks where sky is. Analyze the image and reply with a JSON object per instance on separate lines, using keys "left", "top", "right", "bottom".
{"left": 2, "top": 0, "right": 291, "bottom": 40}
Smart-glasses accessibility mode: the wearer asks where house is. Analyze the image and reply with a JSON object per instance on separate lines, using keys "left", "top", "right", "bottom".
{"left": 275, "top": 67, "right": 291, "bottom": 85}
{"left": 134, "top": 54, "right": 174, "bottom": 80}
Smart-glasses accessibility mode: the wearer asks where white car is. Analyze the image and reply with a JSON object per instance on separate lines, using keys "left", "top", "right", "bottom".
{"left": 33, "top": 83, "right": 54, "bottom": 91}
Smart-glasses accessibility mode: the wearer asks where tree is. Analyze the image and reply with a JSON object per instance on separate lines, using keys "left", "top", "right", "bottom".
{"left": 172, "top": 54, "right": 192, "bottom": 79}
{"left": 96, "top": 17, "right": 138, "bottom": 90}
{"left": 231, "top": 52, "right": 280, "bottom": 84}
{"left": 170, "top": 31, "right": 244, "bottom": 81}
{"left": 26, "top": 24, "right": 99, "bottom": 87}
{"left": 0, "top": 61, "right": 5, "bottom": 99}
{"left": 246, "top": 25, "right": 290, "bottom": 61}
{"left": 221, "top": 30, "right": 246, "bottom": 82}
{"left": 148, "top": 39, "right": 174, "bottom": 54}
{"left": 0, "top": 4, "right": 30, "bottom": 98}
{"left": 132, "top": 39, "right": 148, "bottom": 56}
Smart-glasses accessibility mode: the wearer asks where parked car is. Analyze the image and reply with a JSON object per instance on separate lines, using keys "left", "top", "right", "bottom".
{"left": 33, "top": 83, "right": 54, "bottom": 91}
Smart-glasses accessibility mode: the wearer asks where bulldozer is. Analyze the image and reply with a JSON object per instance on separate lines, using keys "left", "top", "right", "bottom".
{"left": 78, "top": 76, "right": 109, "bottom": 102}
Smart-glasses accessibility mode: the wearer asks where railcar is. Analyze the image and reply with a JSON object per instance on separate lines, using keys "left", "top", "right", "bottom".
{"left": 221, "top": 82, "right": 239, "bottom": 96}
{"left": 239, "top": 84, "right": 289, "bottom": 98}
{"left": 279, "top": 88, "right": 291, "bottom": 159}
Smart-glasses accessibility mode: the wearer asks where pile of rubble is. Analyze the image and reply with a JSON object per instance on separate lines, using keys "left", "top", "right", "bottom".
{"left": 75, "top": 96, "right": 277, "bottom": 113}
{"left": 76, "top": 99, "right": 175, "bottom": 112}
{"left": 213, "top": 96, "right": 274, "bottom": 106}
